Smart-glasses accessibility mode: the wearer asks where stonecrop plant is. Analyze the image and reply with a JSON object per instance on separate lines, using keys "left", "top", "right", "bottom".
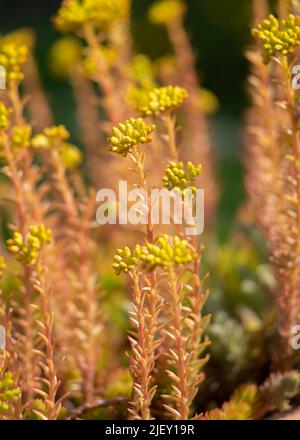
{"left": 0, "top": 0, "right": 300, "bottom": 421}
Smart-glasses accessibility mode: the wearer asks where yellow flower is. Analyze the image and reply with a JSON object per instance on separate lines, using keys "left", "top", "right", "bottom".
{"left": 32, "top": 125, "right": 82, "bottom": 169}
{"left": 162, "top": 161, "right": 202, "bottom": 194}
{"left": 0, "top": 372, "right": 21, "bottom": 414}
{"left": 0, "top": 256, "right": 6, "bottom": 279}
{"left": 55, "top": 0, "right": 130, "bottom": 33}
{"left": 31, "top": 134, "right": 50, "bottom": 149}
{"left": 136, "top": 85, "right": 188, "bottom": 116}
{"left": 253, "top": 14, "right": 300, "bottom": 63}
{"left": 7, "top": 225, "right": 52, "bottom": 266}
{"left": 149, "top": 0, "right": 186, "bottom": 25}
{"left": 11, "top": 125, "right": 32, "bottom": 149}
{"left": 32, "top": 125, "right": 70, "bottom": 149}
{"left": 140, "top": 235, "right": 197, "bottom": 271}
{"left": 130, "top": 54, "right": 156, "bottom": 89}
{"left": 0, "top": 42, "right": 28, "bottom": 85}
{"left": 108, "top": 117, "right": 155, "bottom": 157}
{"left": 49, "top": 37, "right": 82, "bottom": 78}
{"left": 197, "top": 88, "right": 219, "bottom": 115}
{"left": 59, "top": 142, "right": 83, "bottom": 170}
{"left": 112, "top": 245, "right": 141, "bottom": 275}
{"left": 0, "top": 118, "right": 31, "bottom": 155}
{"left": 0, "top": 28, "right": 36, "bottom": 50}
{"left": 44, "top": 125, "right": 70, "bottom": 143}
{"left": 29, "top": 224, "right": 52, "bottom": 246}
{"left": 0, "top": 103, "right": 10, "bottom": 130}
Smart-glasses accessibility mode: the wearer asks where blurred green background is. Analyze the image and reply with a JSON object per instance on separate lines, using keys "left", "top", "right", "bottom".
{"left": 0, "top": 0, "right": 255, "bottom": 239}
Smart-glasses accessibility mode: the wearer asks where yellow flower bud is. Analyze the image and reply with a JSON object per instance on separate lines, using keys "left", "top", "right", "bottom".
{"left": 7, "top": 225, "right": 52, "bottom": 265}
{"left": 49, "top": 37, "right": 82, "bottom": 78}
{"left": 149, "top": 0, "right": 186, "bottom": 25}
{"left": 0, "top": 371, "right": 21, "bottom": 415}
{"left": 112, "top": 245, "right": 140, "bottom": 275}
{"left": 0, "top": 42, "right": 28, "bottom": 86}
{"left": 11, "top": 125, "right": 32, "bottom": 149}
{"left": 196, "top": 88, "right": 219, "bottom": 115}
{"left": 108, "top": 117, "right": 155, "bottom": 157}
{"left": 0, "top": 256, "right": 6, "bottom": 279}
{"left": 59, "top": 142, "right": 83, "bottom": 170}
{"left": 54, "top": 0, "right": 130, "bottom": 33}
{"left": 44, "top": 125, "right": 70, "bottom": 143}
{"left": 0, "top": 103, "right": 10, "bottom": 130}
{"left": 140, "top": 235, "right": 197, "bottom": 271}
{"left": 136, "top": 85, "right": 188, "bottom": 116}
{"left": 0, "top": 28, "right": 36, "bottom": 50}
{"left": 253, "top": 14, "right": 300, "bottom": 63}
{"left": 163, "top": 161, "right": 202, "bottom": 194}
{"left": 31, "top": 134, "right": 50, "bottom": 149}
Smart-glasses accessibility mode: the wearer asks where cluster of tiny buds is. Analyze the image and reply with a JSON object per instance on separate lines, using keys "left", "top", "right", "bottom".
{"left": 112, "top": 236, "right": 197, "bottom": 275}
{"left": 140, "top": 235, "right": 198, "bottom": 272}
{"left": 11, "top": 125, "right": 32, "bottom": 149}
{"left": 0, "top": 104, "right": 10, "bottom": 130}
{"left": 0, "top": 372, "right": 21, "bottom": 414}
{"left": 37, "top": 125, "right": 70, "bottom": 145}
{"left": 137, "top": 85, "right": 188, "bottom": 116}
{"left": 253, "top": 14, "right": 300, "bottom": 63}
{"left": 32, "top": 125, "right": 82, "bottom": 170}
{"left": 108, "top": 117, "right": 155, "bottom": 157}
{"left": 0, "top": 122, "right": 32, "bottom": 152}
{"left": 0, "top": 43, "right": 28, "bottom": 85}
{"left": 7, "top": 225, "right": 52, "bottom": 266}
{"left": 112, "top": 245, "right": 141, "bottom": 275}
{"left": 54, "top": 0, "right": 130, "bottom": 33}
{"left": 0, "top": 256, "right": 6, "bottom": 279}
{"left": 162, "top": 161, "right": 202, "bottom": 194}
{"left": 59, "top": 142, "right": 83, "bottom": 170}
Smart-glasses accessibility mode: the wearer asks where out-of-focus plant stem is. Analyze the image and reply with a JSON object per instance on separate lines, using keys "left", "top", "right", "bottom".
{"left": 83, "top": 24, "right": 121, "bottom": 124}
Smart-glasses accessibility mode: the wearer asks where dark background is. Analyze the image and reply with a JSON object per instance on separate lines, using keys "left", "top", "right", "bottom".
{"left": 0, "top": 0, "right": 256, "bottom": 238}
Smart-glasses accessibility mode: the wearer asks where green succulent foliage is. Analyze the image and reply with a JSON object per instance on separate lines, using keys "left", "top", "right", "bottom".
{"left": 106, "top": 369, "right": 133, "bottom": 398}
{"left": 203, "top": 233, "right": 274, "bottom": 389}
{"left": 259, "top": 371, "right": 300, "bottom": 413}
{"left": 201, "top": 384, "right": 259, "bottom": 420}
{"left": 204, "top": 236, "right": 275, "bottom": 316}
{"left": 201, "top": 371, "right": 300, "bottom": 420}
{"left": 207, "top": 311, "right": 248, "bottom": 374}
